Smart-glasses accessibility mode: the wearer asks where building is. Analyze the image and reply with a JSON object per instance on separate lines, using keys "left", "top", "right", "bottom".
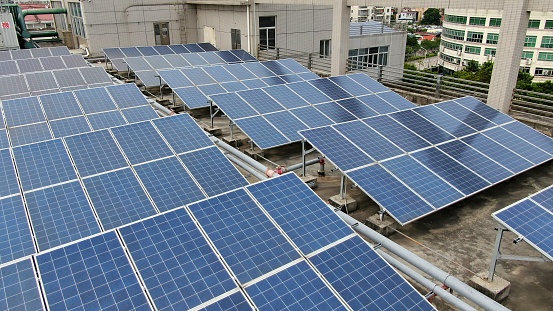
{"left": 440, "top": 9, "right": 553, "bottom": 82}
{"left": 397, "top": 9, "right": 418, "bottom": 23}
{"left": 351, "top": 6, "right": 395, "bottom": 23}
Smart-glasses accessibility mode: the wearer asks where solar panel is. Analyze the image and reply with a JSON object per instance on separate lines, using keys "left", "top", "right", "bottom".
{"left": 124, "top": 56, "right": 153, "bottom": 71}
{"left": 102, "top": 47, "right": 125, "bottom": 60}
{"left": 210, "top": 93, "right": 258, "bottom": 119}
{"left": 290, "top": 106, "right": 334, "bottom": 128}
{"left": 79, "top": 66, "right": 113, "bottom": 85}
{"left": 198, "top": 42, "right": 219, "bottom": 51}
{"left": 198, "top": 51, "right": 225, "bottom": 64}
{"left": 224, "top": 63, "right": 256, "bottom": 80}
{"left": 39, "top": 56, "right": 66, "bottom": 70}
{"left": 0, "top": 130, "right": 8, "bottom": 149}
{"left": 29, "top": 48, "right": 51, "bottom": 58}
{"left": 329, "top": 75, "right": 373, "bottom": 96}
{"left": 198, "top": 83, "right": 225, "bottom": 96}
{"left": 74, "top": 87, "right": 117, "bottom": 113}
{"left": 121, "top": 106, "right": 159, "bottom": 123}
{"left": 199, "top": 291, "right": 252, "bottom": 311}
{"left": 3, "top": 97, "right": 45, "bottom": 127}
{"left": 263, "top": 84, "right": 310, "bottom": 109}
{"left": 238, "top": 88, "right": 285, "bottom": 114}
{"left": 137, "top": 46, "right": 158, "bottom": 56}
{"left": 348, "top": 72, "right": 389, "bottom": 92}
{"left": 309, "top": 78, "right": 352, "bottom": 100}
{"left": 0, "top": 60, "right": 18, "bottom": 75}
{"left": 363, "top": 115, "right": 430, "bottom": 153}
{"left": 0, "top": 259, "right": 43, "bottom": 311}
{"left": 145, "top": 55, "right": 172, "bottom": 69}
{"left": 234, "top": 116, "right": 291, "bottom": 149}
{"left": 336, "top": 97, "right": 378, "bottom": 118}
{"left": 152, "top": 45, "right": 174, "bottom": 55}
{"left": 106, "top": 83, "right": 149, "bottom": 108}
{"left": 61, "top": 54, "right": 88, "bottom": 68}
{"left": 16, "top": 58, "right": 42, "bottom": 73}
{"left": 389, "top": 110, "right": 455, "bottom": 144}
{"left": 182, "top": 53, "right": 209, "bottom": 66}
{"left": 53, "top": 68, "right": 86, "bottom": 87}
{"left": 230, "top": 49, "right": 257, "bottom": 62}
{"left": 0, "top": 195, "right": 35, "bottom": 264}
{"left": 152, "top": 113, "right": 213, "bottom": 154}
{"left": 242, "top": 62, "right": 275, "bottom": 78}
{"left": 203, "top": 65, "right": 237, "bottom": 82}
{"left": 168, "top": 44, "right": 189, "bottom": 54}
{"left": 49, "top": 116, "right": 92, "bottom": 137}
{"left": 262, "top": 60, "right": 294, "bottom": 75}
{"left": 181, "top": 67, "right": 215, "bottom": 85}
{"left": 48, "top": 46, "right": 71, "bottom": 56}
{"left": 8, "top": 122, "right": 52, "bottom": 147}
{"left": 435, "top": 100, "right": 494, "bottom": 131}
{"left": 185, "top": 44, "right": 204, "bottom": 53}
{"left": 263, "top": 111, "right": 309, "bottom": 141}
{"left": 120, "top": 47, "right": 142, "bottom": 57}
{"left": 163, "top": 53, "right": 191, "bottom": 68}
{"left": 0, "top": 149, "right": 19, "bottom": 198}
{"left": 26, "top": 71, "right": 59, "bottom": 93}
{"left": 287, "top": 81, "right": 332, "bottom": 104}
{"left": 377, "top": 91, "right": 416, "bottom": 110}
{"left": 87, "top": 110, "right": 127, "bottom": 130}
{"left": 215, "top": 50, "right": 241, "bottom": 63}
{"left": 221, "top": 81, "right": 248, "bottom": 92}
{"left": 36, "top": 232, "right": 151, "bottom": 310}
{"left": 110, "top": 121, "right": 173, "bottom": 164}
{"left": 314, "top": 102, "right": 357, "bottom": 123}
{"left": 0, "top": 75, "right": 28, "bottom": 99}
{"left": 10, "top": 49, "right": 32, "bottom": 60}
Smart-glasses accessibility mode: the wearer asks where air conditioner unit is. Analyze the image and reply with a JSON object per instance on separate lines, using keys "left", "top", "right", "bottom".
{"left": 456, "top": 50, "right": 462, "bottom": 56}
{"left": 526, "top": 58, "right": 532, "bottom": 65}
{"left": 543, "top": 70, "right": 550, "bottom": 76}
{"left": 486, "top": 54, "right": 493, "bottom": 61}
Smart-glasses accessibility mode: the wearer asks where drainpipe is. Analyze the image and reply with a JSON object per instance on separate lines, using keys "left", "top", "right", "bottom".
{"left": 226, "top": 154, "right": 267, "bottom": 181}
{"left": 338, "top": 212, "right": 510, "bottom": 311}
{"left": 210, "top": 136, "right": 270, "bottom": 174}
{"left": 18, "top": 8, "right": 67, "bottom": 39}
{"left": 286, "top": 158, "right": 323, "bottom": 172}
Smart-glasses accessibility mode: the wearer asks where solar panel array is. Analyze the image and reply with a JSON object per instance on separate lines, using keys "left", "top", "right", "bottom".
{"left": 0, "top": 84, "right": 159, "bottom": 147}
{"left": 0, "top": 66, "right": 113, "bottom": 100}
{"left": 0, "top": 46, "right": 70, "bottom": 61}
{"left": 102, "top": 42, "right": 219, "bottom": 71}
{"left": 211, "top": 72, "right": 415, "bottom": 149}
{"left": 126, "top": 50, "right": 257, "bottom": 87}
{"left": 0, "top": 173, "right": 435, "bottom": 310}
{"left": 493, "top": 185, "right": 553, "bottom": 261}
{"left": 160, "top": 58, "right": 321, "bottom": 110}
{"left": 300, "top": 97, "right": 553, "bottom": 225}
{"left": 0, "top": 54, "right": 88, "bottom": 76}
{"left": 0, "top": 114, "right": 248, "bottom": 270}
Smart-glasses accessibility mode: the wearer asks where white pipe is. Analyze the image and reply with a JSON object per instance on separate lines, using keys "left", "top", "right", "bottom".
{"left": 210, "top": 136, "right": 270, "bottom": 174}
{"left": 286, "top": 158, "right": 320, "bottom": 172}
{"left": 226, "top": 154, "right": 267, "bottom": 181}
{"left": 148, "top": 100, "right": 174, "bottom": 116}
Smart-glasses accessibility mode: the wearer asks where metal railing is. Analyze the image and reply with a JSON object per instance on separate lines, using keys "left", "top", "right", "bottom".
{"left": 257, "top": 45, "right": 332, "bottom": 76}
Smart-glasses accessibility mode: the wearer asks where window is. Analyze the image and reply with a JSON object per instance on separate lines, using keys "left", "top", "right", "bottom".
{"left": 441, "top": 40, "right": 462, "bottom": 51}
{"left": 320, "top": 39, "right": 330, "bottom": 57}
{"left": 535, "top": 68, "right": 553, "bottom": 76}
{"left": 466, "top": 31, "right": 483, "bottom": 43}
{"left": 68, "top": 2, "right": 85, "bottom": 38}
{"left": 469, "top": 17, "right": 486, "bottom": 26}
{"left": 519, "top": 67, "right": 530, "bottom": 73}
{"left": 443, "top": 28, "right": 465, "bottom": 40}
{"left": 231, "top": 29, "right": 241, "bottom": 49}
{"left": 546, "top": 20, "right": 553, "bottom": 29}
{"left": 484, "top": 48, "right": 496, "bottom": 56}
{"left": 538, "top": 52, "right": 553, "bottom": 61}
{"left": 521, "top": 51, "right": 534, "bottom": 59}
{"left": 524, "top": 36, "right": 537, "bottom": 47}
{"left": 489, "top": 18, "right": 502, "bottom": 27}
{"left": 445, "top": 15, "right": 467, "bottom": 24}
{"left": 440, "top": 53, "right": 461, "bottom": 65}
{"left": 541, "top": 36, "right": 553, "bottom": 48}
{"left": 486, "top": 33, "right": 499, "bottom": 44}
{"left": 528, "top": 19, "right": 540, "bottom": 28}
{"left": 259, "top": 16, "right": 276, "bottom": 50}
{"left": 465, "top": 45, "right": 481, "bottom": 55}
{"left": 348, "top": 46, "right": 388, "bottom": 70}
{"left": 51, "top": 1, "right": 67, "bottom": 30}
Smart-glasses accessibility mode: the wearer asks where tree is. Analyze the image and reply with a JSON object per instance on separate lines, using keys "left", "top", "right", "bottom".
{"left": 420, "top": 8, "right": 441, "bottom": 25}
{"left": 405, "top": 35, "right": 420, "bottom": 59}
{"left": 421, "top": 38, "right": 440, "bottom": 52}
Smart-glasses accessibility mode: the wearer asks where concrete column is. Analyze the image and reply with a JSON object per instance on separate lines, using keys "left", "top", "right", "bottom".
{"left": 331, "top": 0, "right": 350, "bottom": 76}
{"left": 487, "top": 0, "right": 529, "bottom": 113}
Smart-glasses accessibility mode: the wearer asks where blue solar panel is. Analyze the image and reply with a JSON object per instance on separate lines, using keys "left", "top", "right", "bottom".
{"left": 241, "top": 78, "right": 267, "bottom": 89}
{"left": 231, "top": 49, "right": 257, "bottom": 62}
{"left": 40, "top": 56, "right": 66, "bottom": 71}
{"left": 9, "top": 122, "right": 52, "bottom": 147}
{"left": 234, "top": 116, "right": 290, "bottom": 149}
{"left": 364, "top": 115, "right": 430, "bottom": 152}
{"left": 263, "top": 85, "right": 310, "bottom": 109}
{"left": 203, "top": 66, "right": 237, "bottom": 82}
{"left": 37, "top": 232, "right": 151, "bottom": 310}
{"left": 152, "top": 114, "right": 213, "bottom": 154}
{"left": 210, "top": 93, "right": 258, "bottom": 119}
{"left": 198, "top": 43, "right": 219, "bottom": 52}
{"left": 50, "top": 116, "right": 91, "bottom": 137}
{"left": 0, "top": 195, "right": 35, "bottom": 264}
{"left": 198, "top": 83, "right": 225, "bottom": 96}
{"left": 454, "top": 97, "right": 514, "bottom": 125}
{"left": 74, "top": 87, "right": 117, "bottom": 114}
{"left": 198, "top": 291, "right": 252, "bottom": 311}
{"left": 103, "top": 47, "right": 125, "bottom": 59}
{"left": 152, "top": 45, "right": 175, "bottom": 55}
{"left": 17, "top": 58, "right": 42, "bottom": 73}
{"left": 246, "top": 260, "right": 347, "bottom": 311}
{"left": 169, "top": 44, "right": 189, "bottom": 54}
{"left": 357, "top": 94, "right": 398, "bottom": 114}
{"left": 174, "top": 86, "right": 210, "bottom": 109}
{"left": 0, "top": 149, "right": 19, "bottom": 198}
{"left": 461, "top": 133, "right": 533, "bottom": 174}
{"left": 414, "top": 105, "right": 476, "bottom": 138}
{"left": 182, "top": 54, "right": 209, "bottom": 66}
{"left": 483, "top": 127, "right": 551, "bottom": 165}
{"left": 120, "top": 208, "right": 236, "bottom": 310}
{"left": 309, "top": 78, "right": 351, "bottom": 100}
{"left": 300, "top": 127, "right": 373, "bottom": 171}
{"left": 494, "top": 198, "right": 553, "bottom": 261}
{"left": 84, "top": 168, "right": 156, "bottom": 230}
{"left": 111, "top": 121, "right": 173, "bottom": 164}
{"left": 179, "top": 146, "right": 248, "bottom": 196}
{"left": 184, "top": 44, "right": 204, "bottom": 53}
{"left": 248, "top": 173, "right": 353, "bottom": 254}
{"left": 389, "top": 110, "right": 455, "bottom": 145}
{"left": 26, "top": 72, "right": 59, "bottom": 92}
{"left": 65, "top": 130, "right": 128, "bottom": 177}
{"left": 382, "top": 155, "right": 464, "bottom": 208}
{"left": 134, "top": 70, "right": 163, "bottom": 87}
{"left": 53, "top": 68, "right": 86, "bottom": 88}
{"left": 107, "top": 84, "right": 149, "bottom": 108}
{"left": 199, "top": 51, "right": 225, "bottom": 64}
{"left": 26, "top": 181, "right": 100, "bottom": 250}
{"left": 188, "top": 189, "right": 301, "bottom": 284}
{"left": 330, "top": 75, "right": 373, "bottom": 97}
{"left": 333, "top": 121, "right": 403, "bottom": 161}
{"left": 279, "top": 74, "right": 304, "bottom": 83}
{"left": 0, "top": 60, "right": 18, "bottom": 75}
{"left": 502, "top": 122, "right": 553, "bottom": 155}
{"left": 314, "top": 102, "right": 357, "bottom": 123}
{"left": 87, "top": 110, "right": 127, "bottom": 130}
{"left": 437, "top": 140, "right": 513, "bottom": 184}
{"left": 121, "top": 106, "right": 159, "bottom": 123}
{"left": 277, "top": 59, "right": 310, "bottom": 73}
{"left": 530, "top": 187, "right": 553, "bottom": 213}
{"left": 348, "top": 73, "right": 389, "bottom": 92}
{"left": 221, "top": 81, "right": 248, "bottom": 92}
{"left": 298, "top": 72, "right": 320, "bottom": 80}
{"left": 145, "top": 55, "right": 171, "bottom": 69}
{"left": 287, "top": 82, "right": 332, "bottom": 104}
{"left": 336, "top": 98, "right": 378, "bottom": 119}
{"left": 137, "top": 46, "right": 158, "bottom": 56}
{"left": 164, "top": 54, "right": 191, "bottom": 68}
{"left": 261, "top": 76, "right": 286, "bottom": 86}
{"left": 347, "top": 165, "right": 434, "bottom": 224}
{"left": 377, "top": 91, "right": 415, "bottom": 110}
{"left": 61, "top": 55, "right": 88, "bottom": 68}
{"left": 215, "top": 50, "right": 241, "bottom": 63}
{"left": 14, "top": 140, "right": 76, "bottom": 191}
{"left": 242, "top": 62, "right": 275, "bottom": 78}
{"left": 3, "top": 97, "right": 45, "bottom": 127}
{"left": 135, "top": 157, "right": 205, "bottom": 212}
{"left": 264, "top": 111, "right": 308, "bottom": 141}
{"left": 0, "top": 130, "right": 7, "bottom": 149}
{"left": 158, "top": 70, "right": 192, "bottom": 88}
{"left": 411, "top": 147, "right": 490, "bottom": 196}
{"left": 436, "top": 101, "right": 495, "bottom": 131}
{"left": 310, "top": 236, "right": 435, "bottom": 310}
{"left": 224, "top": 64, "right": 256, "bottom": 80}
{"left": 238, "top": 89, "right": 285, "bottom": 114}
{"left": 39, "top": 92, "right": 82, "bottom": 120}
{"left": 0, "top": 259, "right": 43, "bottom": 311}
{"left": 290, "top": 106, "right": 334, "bottom": 128}
{"left": 261, "top": 60, "right": 294, "bottom": 75}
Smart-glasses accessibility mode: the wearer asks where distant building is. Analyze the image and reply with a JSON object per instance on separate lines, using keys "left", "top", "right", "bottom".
{"left": 440, "top": 9, "right": 553, "bottom": 82}
{"left": 18, "top": 2, "right": 54, "bottom": 30}
{"left": 398, "top": 10, "right": 418, "bottom": 23}
{"left": 351, "top": 6, "right": 395, "bottom": 23}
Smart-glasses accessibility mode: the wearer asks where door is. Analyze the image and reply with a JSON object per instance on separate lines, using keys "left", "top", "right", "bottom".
{"left": 154, "top": 22, "right": 170, "bottom": 45}
{"left": 203, "top": 26, "right": 216, "bottom": 47}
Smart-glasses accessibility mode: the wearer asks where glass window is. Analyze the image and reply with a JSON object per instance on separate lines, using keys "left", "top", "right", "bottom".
{"left": 524, "top": 36, "right": 537, "bottom": 47}
{"left": 545, "top": 20, "right": 553, "bottom": 29}
{"left": 489, "top": 18, "right": 502, "bottom": 27}
{"left": 442, "top": 40, "right": 463, "bottom": 51}
{"left": 519, "top": 67, "right": 530, "bottom": 73}
{"left": 465, "top": 46, "right": 481, "bottom": 55}
{"left": 528, "top": 20, "right": 540, "bottom": 28}
{"left": 69, "top": 2, "right": 85, "bottom": 38}
{"left": 259, "top": 16, "right": 276, "bottom": 50}
{"left": 444, "top": 15, "right": 467, "bottom": 24}
{"left": 538, "top": 52, "right": 553, "bottom": 61}
{"left": 535, "top": 68, "right": 553, "bottom": 76}
{"left": 443, "top": 28, "right": 465, "bottom": 40}
{"left": 440, "top": 53, "right": 461, "bottom": 65}
{"left": 348, "top": 45, "right": 389, "bottom": 70}
{"left": 469, "top": 17, "right": 486, "bottom": 26}
{"left": 541, "top": 36, "right": 553, "bottom": 48}
{"left": 486, "top": 33, "right": 499, "bottom": 44}
{"left": 231, "top": 29, "right": 241, "bottom": 49}
{"left": 466, "top": 31, "right": 484, "bottom": 43}
{"left": 319, "top": 39, "right": 330, "bottom": 57}
{"left": 521, "top": 51, "right": 534, "bottom": 59}
{"left": 484, "top": 48, "right": 496, "bottom": 56}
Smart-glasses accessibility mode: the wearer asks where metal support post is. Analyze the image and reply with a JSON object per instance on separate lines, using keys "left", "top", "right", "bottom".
{"left": 339, "top": 175, "right": 346, "bottom": 200}
{"left": 435, "top": 74, "right": 443, "bottom": 98}
{"left": 229, "top": 123, "right": 235, "bottom": 140}
{"left": 307, "top": 53, "right": 313, "bottom": 70}
{"left": 276, "top": 47, "right": 280, "bottom": 60}
{"left": 157, "top": 75, "right": 163, "bottom": 99}
{"left": 377, "top": 65, "right": 383, "bottom": 82}
{"left": 209, "top": 100, "right": 215, "bottom": 128}
{"left": 301, "top": 140, "right": 307, "bottom": 177}
{"left": 488, "top": 227, "right": 505, "bottom": 282}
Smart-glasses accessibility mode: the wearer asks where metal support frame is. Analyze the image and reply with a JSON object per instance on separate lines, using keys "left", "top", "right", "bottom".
{"left": 209, "top": 100, "right": 220, "bottom": 129}
{"left": 301, "top": 139, "right": 317, "bottom": 177}
{"left": 157, "top": 75, "right": 163, "bottom": 99}
{"left": 339, "top": 175, "right": 347, "bottom": 200}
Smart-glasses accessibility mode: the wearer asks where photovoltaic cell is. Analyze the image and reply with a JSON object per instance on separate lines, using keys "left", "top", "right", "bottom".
{"left": 314, "top": 102, "right": 357, "bottom": 123}
{"left": 348, "top": 73, "right": 389, "bottom": 93}
{"left": 79, "top": 67, "right": 113, "bottom": 85}
{"left": 169, "top": 44, "right": 189, "bottom": 54}
{"left": 120, "top": 47, "right": 142, "bottom": 57}
{"left": 364, "top": 115, "right": 430, "bottom": 152}
{"left": 454, "top": 97, "right": 514, "bottom": 125}
{"left": 414, "top": 105, "right": 476, "bottom": 138}
{"left": 234, "top": 116, "right": 290, "bottom": 149}
{"left": 121, "top": 106, "right": 159, "bottom": 123}
{"left": 0, "top": 60, "right": 18, "bottom": 75}
{"left": 238, "top": 89, "right": 285, "bottom": 114}
{"left": 163, "top": 54, "right": 190, "bottom": 68}
{"left": 158, "top": 70, "right": 192, "bottom": 88}
{"left": 231, "top": 49, "right": 257, "bottom": 62}
{"left": 215, "top": 50, "right": 241, "bottom": 63}
{"left": 198, "top": 83, "right": 225, "bottom": 96}
{"left": 39, "top": 56, "right": 66, "bottom": 70}
{"left": 53, "top": 68, "right": 85, "bottom": 87}
{"left": 3, "top": 97, "right": 45, "bottom": 127}
{"left": 106, "top": 83, "right": 149, "bottom": 108}
{"left": 87, "top": 110, "right": 127, "bottom": 130}
{"left": 182, "top": 54, "right": 209, "bottom": 66}
{"left": 134, "top": 157, "right": 205, "bottom": 212}
{"left": 198, "top": 51, "right": 225, "bottom": 64}
{"left": 26, "top": 71, "right": 59, "bottom": 93}
{"left": 483, "top": 127, "right": 551, "bottom": 165}
{"left": 336, "top": 98, "right": 378, "bottom": 119}
{"left": 203, "top": 66, "right": 237, "bottom": 83}
{"left": 264, "top": 111, "right": 308, "bottom": 141}
{"left": 188, "top": 189, "right": 301, "bottom": 284}
{"left": 221, "top": 81, "right": 247, "bottom": 92}
{"left": 0, "top": 130, "right": 7, "bottom": 149}
{"left": 181, "top": 68, "right": 215, "bottom": 85}
{"left": 49, "top": 46, "right": 71, "bottom": 56}
{"left": 0, "top": 195, "right": 35, "bottom": 265}
{"left": 8, "top": 122, "right": 52, "bottom": 147}
{"left": 241, "top": 79, "right": 267, "bottom": 89}
{"left": 436, "top": 101, "right": 495, "bottom": 131}
{"left": 224, "top": 64, "right": 256, "bottom": 80}
{"left": 64, "top": 130, "right": 128, "bottom": 177}
{"left": 120, "top": 208, "right": 236, "bottom": 310}
{"left": 10, "top": 50, "right": 32, "bottom": 60}
{"left": 389, "top": 110, "right": 455, "bottom": 145}
{"left": 17, "top": 59, "right": 42, "bottom": 74}
{"left": 198, "top": 291, "right": 252, "bottom": 311}
{"left": 37, "top": 232, "right": 151, "bottom": 310}
{"left": 83, "top": 168, "right": 156, "bottom": 230}
{"left": 198, "top": 43, "right": 219, "bottom": 51}
{"left": 377, "top": 91, "right": 415, "bottom": 110}
{"left": 0, "top": 259, "right": 43, "bottom": 311}
{"left": 30, "top": 48, "right": 51, "bottom": 58}
{"left": 263, "top": 85, "right": 310, "bottom": 109}
{"left": 111, "top": 121, "right": 173, "bottom": 164}
{"left": 531, "top": 187, "right": 553, "bottom": 213}
{"left": 210, "top": 93, "right": 258, "bottom": 119}
{"left": 145, "top": 55, "right": 171, "bottom": 69}
{"left": 179, "top": 146, "right": 248, "bottom": 196}
{"left": 61, "top": 55, "right": 88, "bottom": 68}
{"left": 329, "top": 75, "right": 372, "bottom": 97}
{"left": 137, "top": 46, "right": 158, "bottom": 56}
{"left": 280, "top": 74, "right": 304, "bottom": 83}
{"left": 39, "top": 91, "right": 81, "bottom": 120}
{"left": 0, "top": 149, "right": 18, "bottom": 198}
{"left": 242, "top": 62, "right": 275, "bottom": 78}
{"left": 290, "top": 106, "right": 334, "bottom": 128}
{"left": 287, "top": 82, "right": 332, "bottom": 104}
{"left": 333, "top": 121, "right": 403, "bottom": 161}
{"left": 25, "top": 181, "right": 100, "bottom": 250}
{"left": 125, "top": 57, "right": 153, "bottom": 71}
{"left": 309, "top": 78, "right": 351, "bottom": 100}
{"left": 152, "top": 45, "right": 174, "bottom": 55}
{"left": 356, "top": 94, "right": 396, "bottom": 114}
{"left": 277, "top": 59, "right": 309, "bottom": 73}
{"left": 0, "top": 75, "right": 28, "bottom": 98}
{"left": 261, "top": 60, "right": 293, "bottom": 75}
{"left": 152, "top": 114, "right": 213, "bottom": 154}
{"left": 50, "top": 116, "right": 91, "bottom": 138}
{"left": 502, "top": 122, "right": 553, "bottom": 155}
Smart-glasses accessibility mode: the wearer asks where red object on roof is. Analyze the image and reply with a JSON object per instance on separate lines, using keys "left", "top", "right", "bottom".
{"left": 19, "top": 4, "right": 54, "bottom": 24}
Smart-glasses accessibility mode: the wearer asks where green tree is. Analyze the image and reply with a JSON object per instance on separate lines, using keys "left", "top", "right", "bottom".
{"left": 405, "top": 35, "right": 420, "bottom": 59}
{"left": 516, "top": 72, "right": 534, "bottom": 90}
{"left": 421, "top": 38, "right": 440, "bottom": 52}
{"left": 532, "top": 80, "right": 553, "bottom": 94}
{"left": 420, "top": 8, "right": 441, "bottom": 25}
{"left": 404, "top": 63, "right": 418, "bottom": 71}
